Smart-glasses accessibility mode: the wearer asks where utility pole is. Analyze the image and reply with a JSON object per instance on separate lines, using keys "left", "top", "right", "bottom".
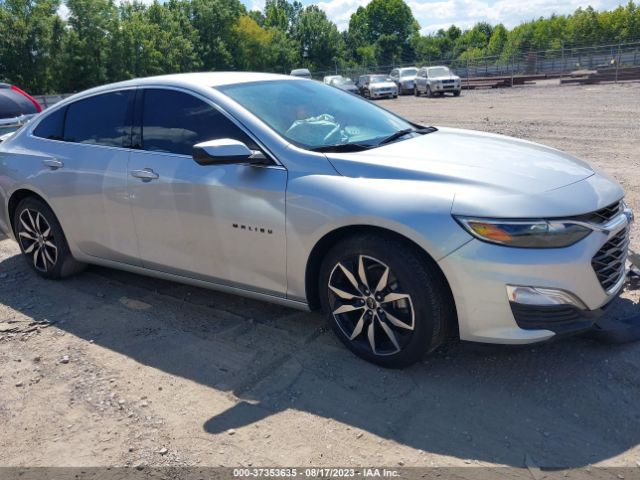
{"left": 615, "top": 43, "right": 621, "bottom": 84}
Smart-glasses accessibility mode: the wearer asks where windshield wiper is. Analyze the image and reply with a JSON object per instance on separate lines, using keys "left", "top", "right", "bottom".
{"left": 377, "top": 127, "right": 436, "bottom": 146}
{"left": 311, "top": 143, "right": 373, "bottom": 153}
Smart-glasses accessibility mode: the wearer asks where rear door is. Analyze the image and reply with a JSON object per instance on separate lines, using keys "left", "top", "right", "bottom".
{"left": 28, "top": 89, "right": 139, "bottom": 264}
{"left": 127, "top": 88, "right": 288, "bottom": 295}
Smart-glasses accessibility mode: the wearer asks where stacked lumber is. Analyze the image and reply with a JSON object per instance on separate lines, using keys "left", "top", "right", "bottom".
{"left": 560, "top": 65, "right": 640, "bottom": 84}
{"left": 461, "top": 74, "right": 548, "bottom": 90}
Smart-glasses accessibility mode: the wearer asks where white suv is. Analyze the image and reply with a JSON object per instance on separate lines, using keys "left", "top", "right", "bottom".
{"left": 415, "top": 66, "right": 462, "bottom": 97}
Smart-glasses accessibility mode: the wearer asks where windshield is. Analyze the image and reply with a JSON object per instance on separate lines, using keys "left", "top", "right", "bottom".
{"left": 400, "top": 68, "right": 418, "bottom": 77}
{"left": 427, "top": 67, "right": 451, "bottom": 77}
{"left": 332, "top": 78, "right": 355, "bottom": 86}
{"left": 370, "top": 75, "right": 391, "bottom": 83}
{"left": 218, "top": 80, "right": 413, "bottom": 150}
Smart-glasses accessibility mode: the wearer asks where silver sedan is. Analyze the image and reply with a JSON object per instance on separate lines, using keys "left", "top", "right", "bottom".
{"left": 0, "top": 73, "right": 634, "bottom": 367}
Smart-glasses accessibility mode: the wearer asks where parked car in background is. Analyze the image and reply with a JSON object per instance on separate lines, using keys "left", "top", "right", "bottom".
{"left": 330, "top": 77, "right": 359, "bottom": 94}
{"left": 290, "top": 68, "right": 312, "bottom": 79}
{"left": 358, "top": 75, "right": 398, "bottom": 99}
{"left": 323, "top": 75, "right": 342, "bottom": 85}
{"left": 415, "top": 66, "right": 462, "bottom": 97}
{"left": 0, "top": 83, "right": 42, "bottom": 137}
{"left": 390, "top": 67, "right": 418, "bottom": 95}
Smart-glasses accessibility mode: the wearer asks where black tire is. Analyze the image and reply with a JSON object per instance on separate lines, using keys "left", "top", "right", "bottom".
{"left": 454, "top": 90, "right": 461, "bottom": 97}
{"left": 319, "top": 233, "right": 453, "bottom": 368}
{"left": 426, "top": 85, "right": 433, "bottom": 98}
{"left": 14, "top": 197, "right": 86, "bottom": 279}
{"left": 414, "top": 86, "right": 420, "bottom": 97}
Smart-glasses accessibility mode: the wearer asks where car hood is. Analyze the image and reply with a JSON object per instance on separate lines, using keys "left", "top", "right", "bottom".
{"left": 370, "top": 82, "right": 396, "bottom": 89}
{"left": 324, "top": 127, "right": 625, "bottom": 216}
{"left": 431, "top": 75, "right": 460, "bottom": 81}
{"left": 400, "top": 76, "right": 417, "bottom": 82}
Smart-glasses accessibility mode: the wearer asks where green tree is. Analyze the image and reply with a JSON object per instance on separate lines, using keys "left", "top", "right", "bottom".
{"left": 295, "top": 5, "right": 345, "bottom": 71}
{"left": 61, "top": 0, "right": 118, "bottom": 91}
{"left": 487, "top": 24, "right": 508, "bottom": 57}
{"left": 346, "top": 0, "right": 418, "bottom": 65}
{"left": 188, "top": 0, "right": 245, "bottom": 71}
{"left": 0, "top": 0, "right": 65, "bottom": 93}
{"left": 264, "top": 0, "right": 301, "bottom": 35}
{"left": 231, "top": 15, "right": 296, "bottom": 72}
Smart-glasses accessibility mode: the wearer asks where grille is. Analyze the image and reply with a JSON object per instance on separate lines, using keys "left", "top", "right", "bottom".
{"left": 442, "top": 79, "right": 455, "bottom": 84}
{"left": 572, "top": 201, "right": 623, "bottom": 225}
{"left": 591, "top": 226, "right": 630, "bottom": 292}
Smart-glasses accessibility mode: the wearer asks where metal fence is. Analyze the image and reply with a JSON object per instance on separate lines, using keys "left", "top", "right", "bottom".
{"left": 32, "top": 93, "right": 73, "bottom": 109}
{"left": 315, "top": 40, "right": 640, "bottom": 81}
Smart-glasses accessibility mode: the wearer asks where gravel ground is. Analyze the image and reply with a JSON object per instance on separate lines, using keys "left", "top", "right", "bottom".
{"left": 0, "top": 81, "right": 639, "bottom": 471}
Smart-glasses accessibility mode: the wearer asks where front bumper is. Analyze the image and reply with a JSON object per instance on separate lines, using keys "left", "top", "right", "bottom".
{"left": 438, "top": 210, "right": 631, "bottom": 344}
{"left": 509, "top": 301, "right": 609, "bottom": 336}
{"left": 370, "top": 90, "right": 396, "bottom": 98}
{"left": 432, "top": 83, "right": 460, "bottom": 92}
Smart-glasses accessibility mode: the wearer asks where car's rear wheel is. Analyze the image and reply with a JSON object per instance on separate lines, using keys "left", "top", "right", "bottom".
{"left": 319, "top": 234, "right": 452, "bottom": 368}
{"left": 454, "top": 90, "right": 461, "bottom": 97}
{"left": 14, "top": 197, "right": 85, "bottom": 279}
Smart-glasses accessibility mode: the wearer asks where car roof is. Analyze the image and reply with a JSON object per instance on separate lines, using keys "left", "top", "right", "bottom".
{"left": 65, "top": 72, "right": 299, "bottom": 100}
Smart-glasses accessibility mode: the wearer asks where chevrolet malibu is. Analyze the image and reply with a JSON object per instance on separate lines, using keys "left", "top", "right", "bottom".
{"left": 0, "top": 73, "right": 634, "bottom": 367}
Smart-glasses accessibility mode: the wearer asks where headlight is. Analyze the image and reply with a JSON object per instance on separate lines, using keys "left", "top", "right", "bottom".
{"left": 454, "top": 217, "right": 592, "bottom": 248}
{"left": 623, "top": 200, "right": 634, "bottom": 224}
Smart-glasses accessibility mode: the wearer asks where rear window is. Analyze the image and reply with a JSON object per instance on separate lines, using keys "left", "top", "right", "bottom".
{"left": 0, "top": 87, "right": 39, "bottom": 119}
{"left": 64, "top": 91, "right": 132, "bottom": 147}
{"left": 33, "top": 107, "right": 66, "bottom": 141}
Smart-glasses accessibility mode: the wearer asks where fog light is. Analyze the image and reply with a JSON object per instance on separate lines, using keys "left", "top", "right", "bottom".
{"left": 506, "top": 285, "right": 587, "bottom": 310}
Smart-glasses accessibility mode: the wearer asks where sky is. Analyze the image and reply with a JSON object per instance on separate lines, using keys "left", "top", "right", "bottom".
{"left": 58, "top": 0, "right": 630, "bottom": 35}
{"left": 248, "top": 0, "right": 631, "bottom": 34}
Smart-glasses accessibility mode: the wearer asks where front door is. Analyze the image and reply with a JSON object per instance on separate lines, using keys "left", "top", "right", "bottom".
{"left": 127, "top": 88, "right": 288, "bottom": 296}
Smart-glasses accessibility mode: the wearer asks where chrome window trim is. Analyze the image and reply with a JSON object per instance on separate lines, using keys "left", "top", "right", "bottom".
{"left": 26, "top": 85, "right": 139, "bottom": 142}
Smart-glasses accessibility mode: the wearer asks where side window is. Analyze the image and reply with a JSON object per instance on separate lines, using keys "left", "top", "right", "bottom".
{"left": 141, "top": 89, "right": 256, "bottom": 156}
{"left": 33, "top": 106, "right": 66, "bottom": 141}
{"left": 64, "top": 91, "right": 132, "bottom": 147}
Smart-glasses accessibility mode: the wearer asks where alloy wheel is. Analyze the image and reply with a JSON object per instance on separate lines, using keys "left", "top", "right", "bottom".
{"left": 17, "top": 208, "right": 58, "bottom": 272}
{"left": 327, "top": 255, "right": 415, "bottom": 356}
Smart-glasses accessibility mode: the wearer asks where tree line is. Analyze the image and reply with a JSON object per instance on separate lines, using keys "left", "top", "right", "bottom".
{"left": 1, "top": 0, "right": 639, "bottom": 94}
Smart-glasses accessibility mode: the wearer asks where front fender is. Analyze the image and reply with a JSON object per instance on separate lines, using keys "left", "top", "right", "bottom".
{"left": 285, "top": 172, "right": 472, "bottom": 302}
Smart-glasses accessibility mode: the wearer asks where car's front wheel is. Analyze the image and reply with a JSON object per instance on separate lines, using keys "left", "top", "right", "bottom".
{"left": 319, "top": 234, "right": 452, "bottom": 368}
{"left": 14, "top": 197, "right": 85, "bottom": 279}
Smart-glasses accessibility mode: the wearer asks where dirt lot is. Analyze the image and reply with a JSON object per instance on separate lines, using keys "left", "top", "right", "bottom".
{"left": 1, "top": 81, "right": 639, "bottom": 471}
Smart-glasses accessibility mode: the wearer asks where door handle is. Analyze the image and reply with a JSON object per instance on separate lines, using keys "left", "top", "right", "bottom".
{"left": 130, "top": 168, "right": 159, "bottom": 181}
{"left": 42, "top": 158, "right": 63, "bottom": 169}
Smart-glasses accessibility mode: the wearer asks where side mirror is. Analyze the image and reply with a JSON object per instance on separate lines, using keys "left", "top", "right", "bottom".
{"left": 192, "top": 139, "right": 266, "bottom": 166}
